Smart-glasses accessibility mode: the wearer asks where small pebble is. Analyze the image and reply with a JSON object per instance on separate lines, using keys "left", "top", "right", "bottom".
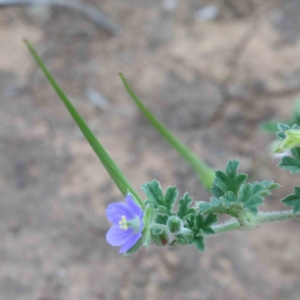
{"left": 85, "top": 87, "right": 109, "bottom": 111}
{"left": 194, "top": 5, "right": 219, "bottom": 22}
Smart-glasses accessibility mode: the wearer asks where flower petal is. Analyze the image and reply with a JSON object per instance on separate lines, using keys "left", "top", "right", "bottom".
{"left": 126, "top": 194, "right": 143, "bottom": 218}
{"left": 106, "top": 225, "right": 134, "bottom": 246}
{"left": 106, "top": 202, "right": 134, "bottom": 224}
{"left": 119, "top": 232, "right": 142, "bottom": 253}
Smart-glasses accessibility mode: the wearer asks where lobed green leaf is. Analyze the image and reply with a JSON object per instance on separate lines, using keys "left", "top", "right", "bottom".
{"left": 189, "top": 236, "right": 205, "bottom": 252}
{"left": 239, "top": 184, "right": 263, "bottom": 215}
{"left": 186, "top": 212, "right": 217, "bottom": 251}
{"left": 142, "top": 180, "right": 179, "bottom": 214}
{"left": 177, "top": 192, "right": 194, "bottom": 219}
{"left": 279, "top": 147, "right": 300, "bottom": 174}
{"left": 164, "top": 186, "right": 178, "bottom": 212}
{"left": 282, "top": 187, "right": 300, "bottom": 213}
{"left": 201, "top": 176, "right": 280, "bottom": 216}
{"left": 142, "top": 180, "right": 164, "bottom": 208}
{"left": 212, "top": 160, "right": 247, "bottom": 197}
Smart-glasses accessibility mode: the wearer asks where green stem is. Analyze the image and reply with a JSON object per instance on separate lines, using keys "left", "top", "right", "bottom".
{"left": 236, "top": 209, "right": 250, "bottom": 228}
{"left": 212, "top": 219, "right": 241, "bottom": 234}
{"left": 211, "top": 210, "right": 300, "bottom": 235}
{"left": 256, "top": 210, "right": 300, "bottom": 223}
{"left": 150, "top": 223, "right": 194, "bottom": 236}
{"left": 180, "top": 227, "right": 194, "bottom": 236}
{"left": 150, "top": 223, "right": 168, "bottom": 231}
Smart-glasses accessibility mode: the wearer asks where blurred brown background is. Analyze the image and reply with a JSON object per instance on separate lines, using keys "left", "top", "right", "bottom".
{"left": 1, "top": 0, "right": 300, "bottom": 299}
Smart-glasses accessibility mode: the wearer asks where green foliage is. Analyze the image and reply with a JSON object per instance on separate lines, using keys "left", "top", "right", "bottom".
{"left": 276, "top": 123, "right": 291, "bottom": 140}
{"left": 282, "top": 187, "right": 300, "bottom": 213}
{"left": 261, "top": 120, "right": 279, "bottom": 133}
{"left": 164, "top": 186, "right": 178, "bottom": 213}
{"left": 201, "top": 164, "right": 280, "bottom": 216}
{"left": 278, "top": 147, "right": 300, "bottom": 174}
{"left": 25, "top": 40, "right": 143, "bottom": 207}
{"left": 252, "top": 180, "right": 281, "bottom": 196}
{"left": 151, "top": 230, "right": 171, "bottom": 247}
{"left": 188, "top": 236, "right": 205, "bottom": 252}
{"left": 167, "top": 216, "right": 183, "bottom": 234}
{"left": 142, "top": 180, "right": 164, "bottom": 207}
{"left": 186, "top": 213, "right": 218, "bottom": 251}
{"left": 27, "top": 41, "right": 300, "bottom": 255}
{"left": 207, "top": 160, "right": 280, "bottom": 216}
{"left": 177, "top": 192, "right": 195, "bottom": 219}
{"left": 199, "top": 193, "right": 240, "bottom": 217}
{"left": 238, "top": 183, "right": 265, "bottom": 215}
{"left": 273, "top": 124, "right": 300, "bottom": 153}
{"left": 120, "top": 73, "right": 215, "bottom": 190}
{"left": 152, "top": 215, "right": 168, "bottom": 235}
{"left": 142, "top": 180, "right": 178, "bottom": 214}
{"left": 141, "top": 205, "right": 153, "bottom": 247}
{"left": 142, "top": 180, "right": 180, "bottom": 239}
{"left": 173, "top": 234, "right": 190, "bottom": 245}
{"left": 211, "top": 160, "right": 247, "bottom": 197}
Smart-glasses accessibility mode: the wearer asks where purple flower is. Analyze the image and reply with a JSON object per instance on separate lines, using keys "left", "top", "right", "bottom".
{"left": 106, "top": 194, "right": 144, "bottom": 253}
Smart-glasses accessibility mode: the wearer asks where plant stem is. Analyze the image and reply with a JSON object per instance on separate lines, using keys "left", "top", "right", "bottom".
{"left": 212, "top": 219, "right": 241, "bottom": 234}
{"left": 236, "top": 209, "right": 249, "bottom": 228}
{"left": 180, "top": 227, "right": 194, "bottom": 236}
{"left": 257, "top": 210, "right": 300, "bottom": 223}
{"left": 150, "top": 223, "right": 168, "bottom": 231}
{"left": 211, "top": 210, "right": 300, "bottom": 235}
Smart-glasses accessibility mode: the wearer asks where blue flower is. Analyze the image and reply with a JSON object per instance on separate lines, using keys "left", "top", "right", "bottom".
{"left": 106, "top": 194, "right": 144, "bottom": 253}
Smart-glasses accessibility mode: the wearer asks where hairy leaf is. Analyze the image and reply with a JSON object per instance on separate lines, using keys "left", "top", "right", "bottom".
{"left": 164, "top": 186, "right": 178, "bottom": 212}
{"left": 177, "top": 192, "right": 194, "bottom": 219}
{"left": 143, "top": 181, "right": 179, "bottom": 214}
{"left": 142, "top": 180, "right": 164, "bottom": 207}
{"left": 186, "top": 213, "right": 217, "bottom": 235}
{"left": 189, "top": 236, "right": 205, "bottom": 252}
{"left": 282, "top": 187, "right": 300, "bottom": 213}
{"left": 186, "top": 213, "right": 218, "bottom": 251}
{"left": 201, "top": 180, "right": 280, "bottom": 216}
{"left": 152, "top": 214, "right": 168, "bottom": 235}
{"left": 279, "top": 147, "right": 300, "bottom": 174}
{"left": 212, "top": 160, "right": 247, "bottom": 197}
{"left": 239, "top": 184, "right": 263, "bottom": 215}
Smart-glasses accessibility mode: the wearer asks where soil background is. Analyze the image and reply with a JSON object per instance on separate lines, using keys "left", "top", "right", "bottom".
{"left": 1, "top": 0, "right": 300, "bottom": 299}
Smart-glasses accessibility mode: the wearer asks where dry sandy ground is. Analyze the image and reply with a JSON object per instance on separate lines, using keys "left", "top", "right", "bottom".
{"left": 1, "top": 0, "right": 300, "bottom": 299}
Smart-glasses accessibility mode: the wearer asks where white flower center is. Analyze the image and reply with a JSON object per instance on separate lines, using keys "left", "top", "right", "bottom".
{"left": 118, "top": 215, "right": 128, "bottom": 230}
{"left": 118, "top": 215, "right": 141, "bottom": 232}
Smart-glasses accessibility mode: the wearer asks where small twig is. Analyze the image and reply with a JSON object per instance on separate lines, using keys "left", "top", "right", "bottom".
{"left": 0, "top": 0, "right": 121, "bottom": 36}
{"left": 212, "top": 210, "right": 300, "bottom": 235}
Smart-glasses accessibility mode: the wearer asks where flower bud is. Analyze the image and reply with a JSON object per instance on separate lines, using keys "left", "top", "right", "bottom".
{"left": 167, "top": 216, "right": 183, "bottom": 234}
{"left": 151, "top": 230, "right": 171, "bottom": 247}
{"left": 273, "top": 129, "right": 300, "bottom": 153}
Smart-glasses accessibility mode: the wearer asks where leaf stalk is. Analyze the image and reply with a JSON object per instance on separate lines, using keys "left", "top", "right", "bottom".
{"left": 211, "top": 210, "right": 300, "bottom": 235}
